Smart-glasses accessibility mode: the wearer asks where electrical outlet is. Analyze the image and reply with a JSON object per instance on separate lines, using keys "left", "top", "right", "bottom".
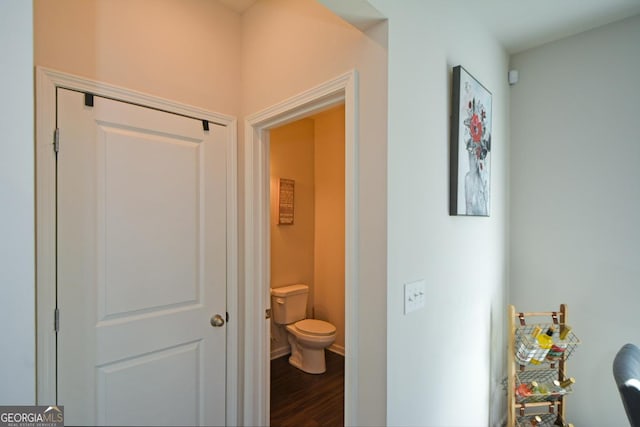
{"left": 404, "top": 280, "right": 426, "bottom": 314}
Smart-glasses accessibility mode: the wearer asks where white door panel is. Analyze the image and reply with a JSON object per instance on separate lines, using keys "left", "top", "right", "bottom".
{"left": 96, "top": 341, "right": 201, "bottom": 426}
{"left": 57, "top": 88, "right": 226, "bottom": 426}
{"left": 100, "top": 126, "right": 201, "bottom": 317}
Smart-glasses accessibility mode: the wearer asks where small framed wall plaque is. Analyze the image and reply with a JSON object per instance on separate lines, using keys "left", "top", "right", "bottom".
{"left": 278, "top": 178, "right": 295, "bottom": 225}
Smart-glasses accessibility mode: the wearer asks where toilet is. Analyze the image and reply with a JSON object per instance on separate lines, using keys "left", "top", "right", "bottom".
{"left": 270, "top": 284, "right": 336, "bottom": 374}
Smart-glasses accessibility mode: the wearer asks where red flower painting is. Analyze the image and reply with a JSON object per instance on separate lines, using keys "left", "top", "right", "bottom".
{"left": 470, "top": 113, "right": 483, "bottom": 143}
{"left": 449, "top": 65, "right": 492, "bottom": 217}
{"left": 463, "top": 98, "right": 489, "bottom": 162}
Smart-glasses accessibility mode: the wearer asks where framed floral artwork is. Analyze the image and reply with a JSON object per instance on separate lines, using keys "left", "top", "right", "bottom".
{"left": 449, "top": 65, "right": 492, "bottom": 216}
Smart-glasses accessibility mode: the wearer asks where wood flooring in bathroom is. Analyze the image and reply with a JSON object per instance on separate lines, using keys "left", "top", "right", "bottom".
{"left": 270, "top": 350, "right": 344, "bottom": 427}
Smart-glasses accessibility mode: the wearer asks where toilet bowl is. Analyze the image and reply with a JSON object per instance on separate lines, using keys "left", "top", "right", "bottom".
{"left": 270, "top": 284, "right": 337, "bottom": 374}
{"left": 286, "top": 319, "right": 336, "bottom": 374}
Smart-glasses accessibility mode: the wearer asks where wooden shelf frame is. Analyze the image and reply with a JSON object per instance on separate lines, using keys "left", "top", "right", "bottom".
{"left": 508, "top": 304, "right": 571, "bottom": 427}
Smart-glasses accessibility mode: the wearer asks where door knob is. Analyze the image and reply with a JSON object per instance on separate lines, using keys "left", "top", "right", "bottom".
{"left": 210, "top": 314, "right": 225, "bottom": 327}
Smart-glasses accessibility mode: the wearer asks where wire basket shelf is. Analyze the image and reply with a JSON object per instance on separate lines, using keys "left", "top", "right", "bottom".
{"left": 514, "top": 324, "right": 580, "bottom": 368}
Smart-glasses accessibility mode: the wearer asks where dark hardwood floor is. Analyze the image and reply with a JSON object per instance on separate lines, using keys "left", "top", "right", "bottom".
{"left": 270, "top": 351, "right": 344, "bottom": 427}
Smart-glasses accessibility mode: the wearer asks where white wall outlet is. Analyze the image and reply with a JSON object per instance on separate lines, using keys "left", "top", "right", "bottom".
{"left": 404, "top": 280, "right": 426, "bottom": 314}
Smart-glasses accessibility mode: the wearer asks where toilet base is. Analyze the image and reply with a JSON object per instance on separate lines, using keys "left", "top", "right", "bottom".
{"left": 288, "top": 335, "right": 327, "bottom": 374}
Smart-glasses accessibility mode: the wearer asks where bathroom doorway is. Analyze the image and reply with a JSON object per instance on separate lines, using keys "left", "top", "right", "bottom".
{"left": 268, "top": 104, "right": 346, "bottom": 426}
{"left": 243, "top": 71, "right": 358, "bottom": 426}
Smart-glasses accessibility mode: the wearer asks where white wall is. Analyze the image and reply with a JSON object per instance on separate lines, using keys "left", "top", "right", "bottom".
{"left": 242, "top": 1, "right": 388, "bottom": 424}
{"left": 368, "top": 1, "right": 510, "bottom": 425}
{"left": 0, "top": 0, "right": 35, "bottom": 404}
{"left": 510, "top": 15, "right": 640, "bottom": 426}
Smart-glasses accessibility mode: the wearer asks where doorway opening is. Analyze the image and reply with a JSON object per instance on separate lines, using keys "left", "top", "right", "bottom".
{"left": 268, "top": 105, "right": 346, "bottom": 426}
{"left": 243, "top": 71, "right": 358, "bottom": 426}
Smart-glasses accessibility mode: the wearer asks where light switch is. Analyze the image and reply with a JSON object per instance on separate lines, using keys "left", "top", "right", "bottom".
{"left": 404, "top": 280, "right": 426, "bottom": 314}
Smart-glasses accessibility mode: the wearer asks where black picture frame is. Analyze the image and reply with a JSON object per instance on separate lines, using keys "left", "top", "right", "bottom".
{"left": 449, "top": 65, "right": 492, "bottom": 217}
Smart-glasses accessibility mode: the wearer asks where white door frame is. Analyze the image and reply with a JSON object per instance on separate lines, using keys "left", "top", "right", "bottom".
{"left": 243, "top": 70, "right": 359, "bottom": 426}
{"left": 35, "top": 67, "right": 239, "bottom": 425}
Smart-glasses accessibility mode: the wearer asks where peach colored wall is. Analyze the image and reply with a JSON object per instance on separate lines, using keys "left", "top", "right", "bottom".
{"left": 269, "top": 119, "right": 316, "bottom": 354}
{"left": 34, "top": 0, "right": 241, "bottom": 115}
{"left": 313, "top": 105, "right": 345, "bottom": 353}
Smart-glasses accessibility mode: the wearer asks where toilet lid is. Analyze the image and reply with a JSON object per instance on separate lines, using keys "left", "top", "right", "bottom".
{"left": 294, "top": 319, "right": 336, "bottom": 336}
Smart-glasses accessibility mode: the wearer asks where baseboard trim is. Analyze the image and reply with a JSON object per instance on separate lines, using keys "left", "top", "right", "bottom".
{"left": 271, "top": 344, "right": 344, "bottom": 359}
{"left": 270, "top": 346, "right": 290, "bottom": 360}
{"left": 328, "top": 344, "right": 345, "bottom": 356}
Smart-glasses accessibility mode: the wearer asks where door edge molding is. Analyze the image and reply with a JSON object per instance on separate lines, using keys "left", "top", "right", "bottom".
{"left": 35, "top": 67, "right": 239, "bottom": 426}
{"left": 243, "top": 70, "right": 359, "bottom": 426}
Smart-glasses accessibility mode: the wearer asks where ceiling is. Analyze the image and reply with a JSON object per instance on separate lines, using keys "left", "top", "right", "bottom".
{"left": 466, "top": 0, "right": 640, "bottom": 53}
{"left": 216, "top": 0, "right": 640, "bottom": 53}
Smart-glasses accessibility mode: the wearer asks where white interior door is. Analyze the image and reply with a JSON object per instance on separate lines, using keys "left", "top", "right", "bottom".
{"left": 56, "top": 88, "right": 227, "bottom": 426}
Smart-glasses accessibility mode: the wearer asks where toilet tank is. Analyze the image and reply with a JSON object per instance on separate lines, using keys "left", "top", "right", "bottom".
{"left": 270, "top": 284, "right": 308, "bottom": 325}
